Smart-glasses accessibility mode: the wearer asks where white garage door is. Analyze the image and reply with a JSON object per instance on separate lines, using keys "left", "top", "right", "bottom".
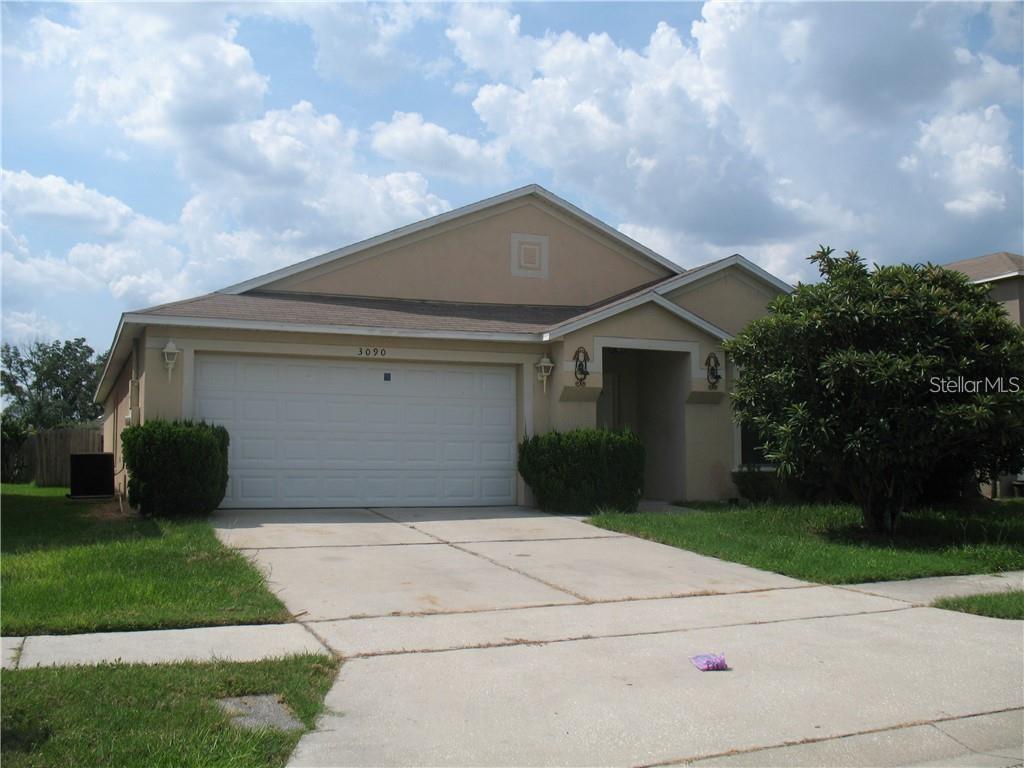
{"left": 194, "top": 354, "right": 517, "bottom": 508}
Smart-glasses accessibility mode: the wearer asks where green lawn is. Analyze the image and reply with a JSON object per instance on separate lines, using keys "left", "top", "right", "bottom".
{"left": 1, "top": 483, "right": 290, "bottom": 636}
{"left": 590, "top": 501, "right": 1024, "bottom": 583}
{"left": 933, "top": 590, "right": 1024, "bottom": 620}
{"left": 1, "top": 654, "right": 338, "bottom": 768}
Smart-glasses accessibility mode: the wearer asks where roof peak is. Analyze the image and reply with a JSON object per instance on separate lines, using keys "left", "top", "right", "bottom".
{"left": 216, "top": 184, "right": 683, "bottom": 295}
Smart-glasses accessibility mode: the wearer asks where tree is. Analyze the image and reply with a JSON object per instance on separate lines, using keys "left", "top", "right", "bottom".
{"left": 1, "top": 338, "right": 109, "bottom": 429}
{"left": 727, "top": 247, "right": 1024, "bottom": 534}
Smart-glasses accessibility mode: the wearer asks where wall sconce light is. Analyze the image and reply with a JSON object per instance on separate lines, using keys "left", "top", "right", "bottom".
{"left": 705, "top": 351, "right": 723, "bottom": 390}
{"left": 572, "top": 346, "right": 590, "bottom": 387}
{"left": 162, "top": 340, "right": 180, "bottom": 381}
{"left": 535, "top": 355, "right": 555, "bottom": 392}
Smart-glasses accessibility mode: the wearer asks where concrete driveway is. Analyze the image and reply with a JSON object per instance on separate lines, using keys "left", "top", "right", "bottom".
{"left": 213, "top": 507, "right": 1024, "bottom": 767}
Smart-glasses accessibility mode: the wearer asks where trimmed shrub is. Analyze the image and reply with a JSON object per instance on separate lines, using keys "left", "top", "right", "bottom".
{"left": 121, "top": 420, "right": 229, "bottom": 517}
{"left": 518, "top": 428, "right": 644, "bottom": 514}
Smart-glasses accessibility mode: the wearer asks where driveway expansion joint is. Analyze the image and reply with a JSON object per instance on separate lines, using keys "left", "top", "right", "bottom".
{"left": 237, "top": 541, "right": 445, "bottom": 551}
{"left": 929, "top": 719, "right": 1024, "bottom": 761}
{"left": 326, "top": 604, "right": 915, "bottom": 658}
{"left": 301, "top": 583, "right": 826, "bottom": 625}
{"left": 367, "top": 507, "right": 593, "bottom": 601}
{"left": 446, "top": 540, "right": 591, "bottom": 601}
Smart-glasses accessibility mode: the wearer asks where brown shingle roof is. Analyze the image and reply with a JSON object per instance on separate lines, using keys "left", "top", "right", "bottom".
{"left": 946, "top": 252, "right": 1024, "bottom": 282}
{"left": 132, "top": 276, "right": 680, "bottom": 336}
{"left": 135, "top": 291, "right": 590, "bottom": 335}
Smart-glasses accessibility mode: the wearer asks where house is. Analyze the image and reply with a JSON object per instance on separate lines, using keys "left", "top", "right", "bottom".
{"left": 946, "top": 251, "right": 1024, "bottom": 324}
{"left": 946, "top": 250, "right": 1024, "bottom": 498}
{"left": 95, "top": 185, "right": 791, "bottom": 509}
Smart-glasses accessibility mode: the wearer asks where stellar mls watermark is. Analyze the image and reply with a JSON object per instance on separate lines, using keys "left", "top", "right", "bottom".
{"left": 930, "top": 376, "right": 1021, "bottom": 394}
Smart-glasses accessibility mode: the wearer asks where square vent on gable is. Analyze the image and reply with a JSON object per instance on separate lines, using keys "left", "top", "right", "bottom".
{"left": 510, "top": 233, "right": 549, "bottom": 279}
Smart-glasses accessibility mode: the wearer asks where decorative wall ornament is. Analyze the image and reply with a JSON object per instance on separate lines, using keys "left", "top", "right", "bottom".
{"left": 572, "top": 347, "right": 590, "bottom": 387}
{"left": 510, "top": 233, "right": 549, "bottom": 278}
{"left": 704, "top": 352, "right": 722, "bottom": 389}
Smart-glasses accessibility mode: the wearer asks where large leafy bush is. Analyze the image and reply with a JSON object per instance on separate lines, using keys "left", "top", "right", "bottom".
{"left": 121, "top": 420, "right": 229, "bottom": 517}
{"left": 518, "top": 428, "right": 644, "bottom": 514}
{"left": 728, "top": 247, "right": 1024, "bottom": 533}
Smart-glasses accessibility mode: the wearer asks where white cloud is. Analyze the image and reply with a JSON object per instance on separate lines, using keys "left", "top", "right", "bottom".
{"left": 906, "top": 106, "right": 1019, "bottom": 217}
{"left": 261, "top": 3, "right": 441, "bottom": 85}
{"left": 987, "top": 3, "right": 1023, "bottom": 53}
{"left": 2, "top": 171, "right": 185, "bottom": 305}
{"left": 3, "top": 8, "right": 451, "bottom": 308}
{"left": 3, "top": 0, "right": 1021, "bottom": 317}
{"left": 947, "top": 49, "right": 1023, "bottom": 110}
{"left": 1, "top": 310, "right": 62, "bottom": 345}
{"left": 446, "top": 5, "right": 548, "bottom": 85}
{"left": 2, "top": 170, "right": 138, "bottom": 236}
{"left": 371, "top": 111, "right": 507, "bottom": 183}
{"left": 175, "top": 102, "right": 449, "bottom": 289}
{"left": 4, "top": 15, "right": 80, "bottom": 67}
{"left": 25, "top": 5, "right": 269, "bottom": 146}
{"left": 449, "top": 2, "right": 1022, "bottom": 274}
{"left": 462, "top": 14, "right": 804, "bottom": 249}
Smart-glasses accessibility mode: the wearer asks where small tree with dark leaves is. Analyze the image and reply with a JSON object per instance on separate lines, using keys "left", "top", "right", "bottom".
{"left": 727, "top": 247, "right": 1024, "bottom": 533}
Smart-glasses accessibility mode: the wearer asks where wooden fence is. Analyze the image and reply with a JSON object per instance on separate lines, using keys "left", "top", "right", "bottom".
{"left": 2, "top": 426, "right": 104, "bottom": 487}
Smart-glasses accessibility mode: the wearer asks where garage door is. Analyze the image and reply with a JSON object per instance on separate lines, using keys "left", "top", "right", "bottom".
{"left": 193, "top": 354, "right": 517, "bottom": 508}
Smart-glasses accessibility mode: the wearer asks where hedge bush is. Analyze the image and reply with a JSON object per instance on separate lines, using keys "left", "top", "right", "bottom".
{"left": 518, "top": 428, "right": 644, "bottom": 514}
{"left": 731, "top": 466, "right": 788, "bottom": 502}
{"left": 731, "top": 465, "right": 852, "bottom": 504}
{"left": 121, "top": 420, "right": 229, "bottom": 517}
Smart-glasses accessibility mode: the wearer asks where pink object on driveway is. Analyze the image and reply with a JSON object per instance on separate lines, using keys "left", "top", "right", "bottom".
{"left": 690, "top": 653, "right": 729, "bottom": 671}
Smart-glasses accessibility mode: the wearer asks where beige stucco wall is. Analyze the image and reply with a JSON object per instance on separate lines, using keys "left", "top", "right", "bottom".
{"left": 111, "top": 283, "right": 766, "bottom": 504}
{"left": 987, "top": 277, "right": 1024, "bottom": 325}
{"left": 266, "top": 199, "right": 672, "bottom": 306}
{"left": 665, "top": 266, "right": 781, "bottom": 336}
{"left": 110, "top": 325, "right": 551, "bottom": 504}
{"left": 552, "top": 302, "right": 737, "bottom": 500}
{"left": 101, "top": 348, "right": 138, "bottom": 495}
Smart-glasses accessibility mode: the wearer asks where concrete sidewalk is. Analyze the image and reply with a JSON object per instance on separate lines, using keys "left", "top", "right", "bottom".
{"left": 845, "top": 570, "right": 1024, "bottom": 604}
{"left": 2, "top": 623, "right": 329, "bottom": 670}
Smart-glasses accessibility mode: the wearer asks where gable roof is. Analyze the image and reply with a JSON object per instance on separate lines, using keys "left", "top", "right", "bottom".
{"left": 218, "top": 184, "right": 683, "bottom": 295}
{"left": 96, "top": 272, "right": 728, "bottom": 402}
{"left": 654, "top": 253, "right": 794, "bottom": 296}
{"left": 541, "top": 281, "right": 733, "bottom": 341}
{"left": 946, "top": 252, "right": 1024, "bottom": 284}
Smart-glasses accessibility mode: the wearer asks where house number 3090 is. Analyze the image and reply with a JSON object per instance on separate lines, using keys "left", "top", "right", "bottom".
{"left": 357, "top": 347, "right": 386, "bottom": 357}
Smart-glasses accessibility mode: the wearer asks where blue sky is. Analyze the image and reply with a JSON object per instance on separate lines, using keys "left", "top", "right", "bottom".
{"left": 2, "top": 1, "right": 1022, "bottom": 352}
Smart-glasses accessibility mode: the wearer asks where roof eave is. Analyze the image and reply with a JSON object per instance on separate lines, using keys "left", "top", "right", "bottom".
{"left": 969, "top": 270, "right": 1024, "bottom": 284}
{"left": 120, "top": 313, "right": 545, "bottom": 344}
{"left": 94, "top": 315, "right": 136, "bottom": 403}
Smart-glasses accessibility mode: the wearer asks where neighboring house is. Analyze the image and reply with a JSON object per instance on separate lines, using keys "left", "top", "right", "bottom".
{"left": 95, "top": 185, "right": 791, "bottom": 509}
{"left": 946, "top": 251, "right": 1024, "bottom": 324}
{"left": 946, "top": 251, "right": 1024, "bottom": 498}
